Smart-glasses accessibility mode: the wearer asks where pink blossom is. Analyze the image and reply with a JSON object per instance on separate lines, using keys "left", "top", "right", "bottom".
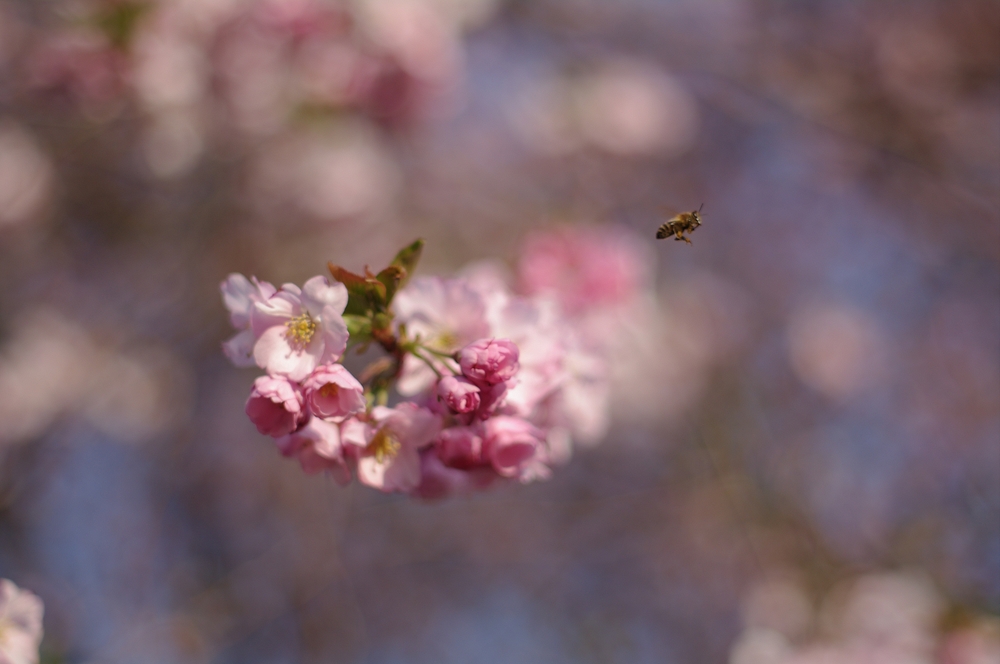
{"left": 941, "top": 622, "right": 1000, "bottom": 664}
{"left": 411, "top": 451, "right": 470, "bottom": 500}
{"left": 484, "top": 292, "right": 610, "bottom": 442}
{"left": 412, "top": 450, "right": 499, "bottom": 500}
{"left": 547, "top": 346, "right": 610, "bottom": 444}
{"left": 0, "top": 578, "right": 43, "bottom": 664}
{"left": 475, "top": 381, "right": 509, "bottom": 419}
{"left": 301, "top": 364, "right": 365, "bottom": 421}
{"left": 342, "top": 404, "right": 442, "bottom": 493}
{"left": 245, "top": 374, "right": 306, "bottom": 437}
{"left": 436, "top": 425, "right": 483, "bottom": 469}
{"left": 254, "top": 0, "right": 347, "bottom": 39}
{"left": 220, "top": 273, "right": 277, "bottom": 367}
{"left": 459, "top": 338, "right": 519, "bottom": 385}
{"left": 459, "top": 260, "right": 514, "bottom": 318}
{"left": 27, "top": 32, "right": 127, "bottom": 107}
{"left": 251, "top": 276, "right": 349, "bottom": 381}
{"left": 517, "top": 225, "right": 650, "bottom": 316}
{"left": 392, "top": 276, "right": 490, "bottom": 394}
{"left": 276, "top": 418, "right": 350, "bottom": 483}
{"left": 486, "top": 297, "right": 567, "bottom": 417}
{"left": 436, "top": 375, "right": 480, "bottom": 414}
{"left": 482, "top": 416, "right": 545, "bottom": 477}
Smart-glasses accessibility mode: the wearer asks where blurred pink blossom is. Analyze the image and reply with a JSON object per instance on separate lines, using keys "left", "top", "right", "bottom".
{"left": 412, "top": 449, "right": 498, "bottom": 500}
{"left": 245, "top": 374, "right": 306, "bottom": 437}
{"left": 436, "top": 425, "right": 484, "bottom": 469}
{"left": 729, "top": 572, "right": 961, "bottom": 664}
{"left": 393, "top": 276, "right": 491, "bottom": 394}
{"left": 27, "top": 32, "right": 127, "bottom": 108}
{"left": 220, "top": 274, "right": 277, "bottom": 368}
{"left": 276, "top": 417, "right": 351, "bottom": 483}
{"left": 486, "top": 296, "right": 567, "bottom": 418}
{"left": 941, "top": 620, "right": 1000, "bottom": 664}
{"left": 518, "top": 225, "right": 649, "bottom": 316}
{"left": 483, "top": 415, "right": 545, "bottom": 478}
{"left": 0, "top": 123, "right": 53, "bottom": 229}
{"left": 0, "top": 579, "right": 43, "bottom": 664}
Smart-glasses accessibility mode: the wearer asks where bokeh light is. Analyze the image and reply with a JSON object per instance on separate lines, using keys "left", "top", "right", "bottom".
{"left": 0, "top": 0, "right": 996, "bottom": 662}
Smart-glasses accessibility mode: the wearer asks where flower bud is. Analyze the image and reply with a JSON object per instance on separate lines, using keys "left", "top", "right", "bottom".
{"left": 482, "top": 416, "right": 544, "bottom": 477}
{"left": 436, "top": 426, "right": 483, "bottom": 469}
{"left": 302, "top": 364, "right": 365, "bottom": 421}
{"left": 476, "top": 382, "right": 508, "bottom": 419}
{"left": 245, "top": 374, "right": 306, "bottom": 437}
{"left": 459, "top": 338, "right": 519, "bottom": 385}
{"left": 437, "top": 375, "right": 481, "bottom": 413}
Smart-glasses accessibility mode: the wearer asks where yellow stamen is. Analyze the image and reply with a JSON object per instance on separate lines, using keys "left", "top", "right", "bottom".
{"left": 319, "top": 383, "right": 340, "bottom": 398}
{"left": 366, "top": 428, "right": 401, "bottom": 464}
{"left": 285, "top": 313, "right": 317, "bottom": 348}
{"left": 430, "top": 330, "right": 458, "bottom": 352}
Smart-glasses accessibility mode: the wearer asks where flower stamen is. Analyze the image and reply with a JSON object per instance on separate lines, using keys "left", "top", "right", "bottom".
{"left": 285, "top": 313, "right": 317, "bottom": 349}
{"left": 430, "top": 330, "right": 458, "bottom": 352}
{"left": 366, "top": 428, "right": 401, "bottom": 463}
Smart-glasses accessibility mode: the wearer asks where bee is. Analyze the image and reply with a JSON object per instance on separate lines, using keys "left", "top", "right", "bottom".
{"left": 656, "top": 205, "right": 703, "bottom": 244}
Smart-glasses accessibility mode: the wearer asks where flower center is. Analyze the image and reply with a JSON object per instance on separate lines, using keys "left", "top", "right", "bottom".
{"left": 285, "top": 313, "right": 317, "bottom": 348}
{"left": 366, "top": 428, "right": 401, "bottom": 464}
{"left": 319, "top": 383, "right": 340, "bottom": 399}
{"left": 430, "top": 330, "right": 458, "bottom": 352}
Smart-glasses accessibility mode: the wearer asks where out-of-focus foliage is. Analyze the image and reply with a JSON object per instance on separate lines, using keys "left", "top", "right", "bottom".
{"left": 0, "top": 0, "right": 996, "bottom": 662}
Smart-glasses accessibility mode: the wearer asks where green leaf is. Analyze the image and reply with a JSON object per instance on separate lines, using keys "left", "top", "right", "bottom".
{"left": 376, "top": 265, "right": 405, "bottom": 305}
{"left": 328, "top": 263, "right": 387, "bottom": 315}
{"left": 343, "top": 314, "right": 372, "bottom": 342}
{"left": 372, "top": 312, "right": 393, "bottom": 333}
{"left": 389, "top": 239, "right": 424, "bottom": 290}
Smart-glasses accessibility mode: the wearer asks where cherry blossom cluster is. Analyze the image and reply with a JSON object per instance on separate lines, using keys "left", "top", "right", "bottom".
{"left": 222, "top": 230, "right": 648, "bottom": 497}
{"left": 19, "top": 0, "right": 469, "bottom": 130}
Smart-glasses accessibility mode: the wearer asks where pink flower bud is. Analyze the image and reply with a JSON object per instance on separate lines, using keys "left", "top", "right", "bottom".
{"left": 476, "top": 382, "right": 508, "bottom": 419}
{"left": 436, "top": 375, "right": 481, "bottom": 414}
{"left": 482, "top": 416, "right": 544, "bottom": 477}
{"left": 459, "top": 338, "right": 520, "bottom": 385}
{"left": 436, "top": 426, "right": 483, "bottom": 469}
{"left": 302, "top": 364, "right": 365, "bottom": 421}
{"left": 245, "top": 375, "right": 306, "bottom": 437}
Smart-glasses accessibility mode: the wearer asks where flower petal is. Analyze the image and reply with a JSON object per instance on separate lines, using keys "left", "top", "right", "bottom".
{"left": 318, "top": 304, "right": 349, "bottom": 362}
{"left": 302, "top": 276, "right": 348, "bottom": 317}
{"left": 221, "top": 273, "right": 255, "bottom": 328}
{"left": 357, "top": 444, "right": 422, "bottom": 492}
{"left": 222, "top": 329, "right": 258, "bottom": 368}
{"left": 253, "top": 326, "right": 316, "bottom": 381}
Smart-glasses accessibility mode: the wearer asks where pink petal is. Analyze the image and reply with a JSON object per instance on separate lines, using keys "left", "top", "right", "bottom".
{"left": 302, "top": 276, "right": 348, "bottom": 316}
{"left": 253, "top": 326, "right": 317, "bottom": 381}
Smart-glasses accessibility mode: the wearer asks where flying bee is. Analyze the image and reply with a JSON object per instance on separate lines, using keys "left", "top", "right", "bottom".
{"left": 656, "top": 205, "right": 703, "bottom": 244}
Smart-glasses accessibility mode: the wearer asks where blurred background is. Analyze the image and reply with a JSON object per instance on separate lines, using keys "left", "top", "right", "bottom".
{"left": 0, "top": 0, "right": 998, "bottom": 662}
